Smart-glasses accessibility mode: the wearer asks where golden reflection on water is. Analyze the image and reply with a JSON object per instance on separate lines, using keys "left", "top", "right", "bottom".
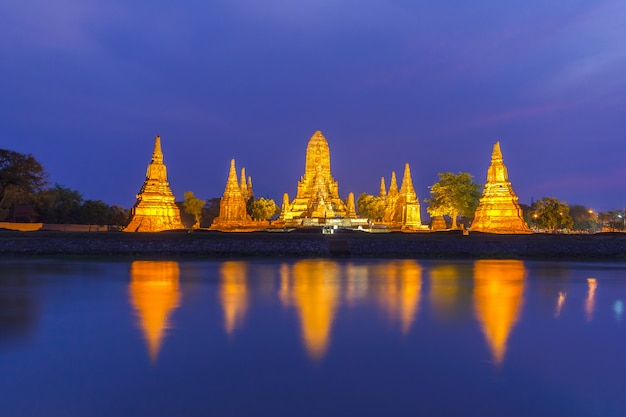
{"left": 129, "top": 261, "right": 181, "bottom": 362}
{"left": 279, "top": 260, "right": 340, "bottom": 361}
{"left": 555, "top": 292, "right": 566, "bottom": 318}
{"left": 219, "top": 262, "right": 248, "bottom": 336}
{"left": 473, "top": 260, "right": 525, "bottom": 365}
{"left": 373, "top": 261, "right": 422, "bottom": 334}
{"left": 429, "top": 264, "right": 461, "bottom": 321}
{"left": 585, "top": 278, "right": 597, "bottom": 322}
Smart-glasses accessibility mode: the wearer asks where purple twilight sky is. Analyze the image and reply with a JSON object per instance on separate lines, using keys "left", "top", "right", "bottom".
{"left": 1, "top": 0, "right": 625, "bottom": 212}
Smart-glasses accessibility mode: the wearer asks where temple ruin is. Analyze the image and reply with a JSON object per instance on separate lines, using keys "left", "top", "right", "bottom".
{"left": 470, "top": 142, "right": 531, "bottom": 234}
{"left": 125, "top": 136, "right": 184, "bottom": 232}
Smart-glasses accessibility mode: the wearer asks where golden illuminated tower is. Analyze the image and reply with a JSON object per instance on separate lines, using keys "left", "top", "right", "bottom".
{"left": 211, "top": 159, "right": 252, "bottom": 228}
{"left": 219, "top": 261, "right": 248, "bottom": 336}
{"left": 129, "top": 261, "right": 181, "bottom": 362}
{"left": 346, "top": 192, "right": 357, "bottom": 218}
{"left": 125, "top": 136, "right": 185, "bottom": 232}
{"left": 473, "top": 260, "right": 525, "bottom": 365}
{"left": 379, "top": 177, "right": 387, "bottom": 198}
{"left": 470, "top": 142, "right": 531, "bottom": 233}
{"left": 280, "top": 131, "right": 348, "bottom": 220}
{"left": 382, "top": 164, "right": 422, "bottom": 229}
{"left": 279, "top": 260, "right": 340, "bottom": 361}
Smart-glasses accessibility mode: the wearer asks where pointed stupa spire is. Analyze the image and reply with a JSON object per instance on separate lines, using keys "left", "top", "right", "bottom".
{"left": 379, "top": 177, "right": 387, "bottom": 198}
{"left": 346, "top": 192, "right": 357, "bottom": 218}
{"left": 151, "top": 135, "right": 163, "bottom": 164}
{"left": 124, "top": 136, "right": 184, "bottom": 232}
{"left": 389, "top": 172, "right": 399, "bottom": 196}
{"left": 225, "top": 159, "right": 241, "bottom": 194}
{"left": 492, "top": 141, "right": 503, "bottom": 161}
{"left": 240, "top": 168, "right": 247, "bottom": 193}
{"left": 247, "top": 176, "right": 253, "bottom": 199}
{"left": 471, "top": 142, "right": 531, "bottom": 233}
{"left": 400, "top": 163, "right": 416, "bottom": 197}
{"left": 211, "top": 159, "right": 251, "bottom": 228}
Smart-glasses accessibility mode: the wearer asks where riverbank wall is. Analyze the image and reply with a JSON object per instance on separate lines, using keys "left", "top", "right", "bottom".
{"left": 1, "top": 230, "right": 626, "bottom": 260}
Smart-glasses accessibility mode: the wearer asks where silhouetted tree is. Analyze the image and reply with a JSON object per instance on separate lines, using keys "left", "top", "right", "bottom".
{"left": 0, "top": 149, "right": 48, "bottom": 220}
{"left": 201, "top": 198, "right": 221, "bottom": 227}
{"left": 569, "top": 205, "right": 600, "bottom": 232}
{"left": 79, "top": 200, "right": 110, "bottom": 225}
{"left": 36, "top": 184, "right": 83, "bottom": 224}
{"left": 426, "top": 172, "right": 481, "bottom": 229}
{"left": 107, "top": 205, "right": 130, "bottom": 226}
{"left": 598, "top": 210, "right": 626, "bottom": 232}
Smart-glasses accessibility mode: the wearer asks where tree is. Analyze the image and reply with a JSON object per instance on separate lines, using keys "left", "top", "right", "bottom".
{"left": 0, "top": 149, "right": 48, "bottom": 220}
{"left": 569, "top": 205, "right": 600, "bottom": 232}
{"left": 107, "top": 205, "right": 130, "bottom": 227}
{"left": 598, "top": 210, "right": 626, "bottom": 232}
{"left": 532, "top": 197, "right": 573, "bottom": 232}
{"left": 201, "top": 198, "right": 221, "bottom": 227}
{"left": 182, "top": 191, "right": 205, "bottom": 229}
{"left": 426, "top": 172, "right": 481, "bottom": 229}
{"left": 36, "top": 184, "right": 83, "bottom": 224}
{"left": 248, "top": 197, "right": 279, "bottom": 221}
{"left": 357, "top": 193, "right": 385, "bottom": 221}
{"left": 79, "top": 200, "right": 110, "bottom": 225}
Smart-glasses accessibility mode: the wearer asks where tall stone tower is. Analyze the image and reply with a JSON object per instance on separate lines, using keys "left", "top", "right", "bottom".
{"left": 125, "top": 136, "right": 184, "bottom": 232}
{"left": 470, "top": 142, "right": 531, "bottom": 233}
{"left": 211, "top": 159, "right": 252, "bottom": 228}
{"left": 382, "top": 164, "right": 422, "bottom": 229}
{"left": 280, "top": 130, "right": 348, "bottom": 220}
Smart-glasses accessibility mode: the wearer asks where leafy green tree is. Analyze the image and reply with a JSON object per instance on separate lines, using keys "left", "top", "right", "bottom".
{"left": 107, "top": 205, "right": 130, "bottom": 227}
{"left": 248, "top": 197, "right": 279, "bottom": 221}
{"left": 569, "top": 205, "right": 600, "bottom": 232}
{"left": 532, "top": 197, "right": 573, "bottom": 231}
{"left": 0, "top": 149, "right": 48, "bottom": 220}
{"left": 182, "top": 191, "right": 205, "bottom": 228}
{"left": 79, "top": 200, "right": 110, "bottom": 225}
{"left": 201, "top": 198, "right": 221, "bottom": 227}
{"left": 598, "top": 210, "right": 626, "bottom": 232}
{"left": 36, "top": 184, "right": 83, "bottom": 224}
{"left": 357, "top": 193, "right": 385, "bottom": 221}
{"left": 426, "top": 172, "right": 481, "bottom": 229}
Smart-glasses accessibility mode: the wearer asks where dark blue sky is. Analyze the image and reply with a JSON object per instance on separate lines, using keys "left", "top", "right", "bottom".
{"left": 1, "top": 0, "right": 625, "bottom": 211}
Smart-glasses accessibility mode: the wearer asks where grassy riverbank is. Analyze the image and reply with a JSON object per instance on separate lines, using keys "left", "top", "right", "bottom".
{"left": 1, "top": 229, "right": 625, "bottom": 260}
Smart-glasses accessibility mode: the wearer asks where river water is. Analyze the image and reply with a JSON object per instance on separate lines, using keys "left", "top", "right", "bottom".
{"left": 0, "top": 258, "right": 625, "bottom": 417}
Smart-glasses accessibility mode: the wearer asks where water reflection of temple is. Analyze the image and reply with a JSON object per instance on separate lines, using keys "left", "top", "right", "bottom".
{"left": 219, "top": 262, "right": 248, "bottom": 336}
{"left": 372, "top": 261, "right": 422, "bottom": 334}
{"left": 279, "top": 261, "right": 340, "bottom": 361}
{"left": 129, "top": 261, "right": 181, "bottom": 362}
{"left": 473, "top": 260, "right": 525, "bottom": 365}
{"left": 429, "top": 264, "right": 471, "bottom": 321}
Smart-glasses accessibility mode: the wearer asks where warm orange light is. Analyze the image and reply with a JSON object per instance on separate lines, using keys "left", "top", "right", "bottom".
{"left": 219, "top": 261, "right": 248, "bottom": 336}
{"left": 555, "top": 292, "right": 566, "bottom": 318}
{"left": 585, "top": 278, "right": 597, "bottom": 322}
{"left": 473, "top": 260, "right": 525, "bottom": 365}
{"left": 428, "top": 264, "right": 462, "bottom": 321}
{"left": 129, "top": 261, "right": 181, "bottom": 362}
{"left": 279, "top": 260, "right": 340, "bottom": 361}
{"left": 125, "top": 136, "right": 185, "bottom": 232}
{"left": 471, "top": 142, "right": 531, "bottom": 234}
{"left": 374, "top": 261, "right": 422, "bottom": 334}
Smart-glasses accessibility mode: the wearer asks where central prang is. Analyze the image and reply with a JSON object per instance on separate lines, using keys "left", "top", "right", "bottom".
{"left": 280, "top": 131, "right": 350, "bottom": 221}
